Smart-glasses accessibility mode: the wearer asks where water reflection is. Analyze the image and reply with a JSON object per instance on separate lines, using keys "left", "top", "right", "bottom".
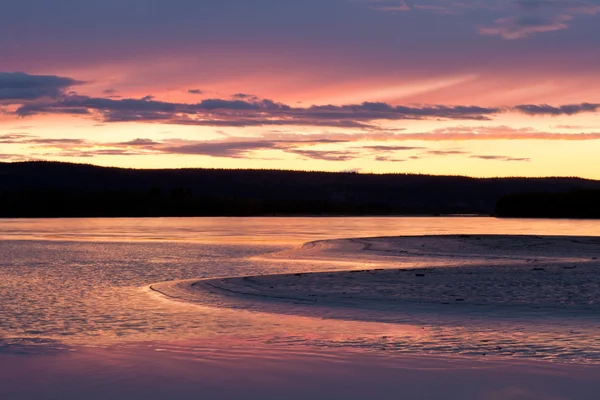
{"left": 3, "top": 339, "right": 599, "bottom": 400}
{"left": 1, "top": 216, "right": 599, "bottom": 243}
{"left": 0, "top": 217, "right": 599, "bottom": 365}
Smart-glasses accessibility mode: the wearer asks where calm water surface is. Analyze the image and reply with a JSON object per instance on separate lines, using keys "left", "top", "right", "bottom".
{"left": 1, "top": 217, "right": 599, "bottom": 363}
{"left": 2, "top": 216, "right": 600, "bottom": 243}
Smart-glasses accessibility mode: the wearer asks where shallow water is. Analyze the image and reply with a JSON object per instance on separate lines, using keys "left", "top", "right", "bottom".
{"left": 1, "top": 217, "right": 599, "bottom": 362}
{"left": 2, "top": 216, "right": 600, "bottom": 243}
{"left": 4, "top": 341, "right": 599, "bottom": 400}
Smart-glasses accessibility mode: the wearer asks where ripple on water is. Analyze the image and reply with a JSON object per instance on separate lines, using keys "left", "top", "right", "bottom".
{"left": 1, "top": 221, "right": 600, "bottom": 366}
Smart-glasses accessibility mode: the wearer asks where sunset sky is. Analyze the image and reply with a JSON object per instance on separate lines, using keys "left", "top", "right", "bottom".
{"left": 1, "top": 0, "right": 600, "bottom": 178}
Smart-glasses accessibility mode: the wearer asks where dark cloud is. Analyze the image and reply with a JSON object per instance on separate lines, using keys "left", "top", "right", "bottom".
{"left": 29, "top": 133, "right": 530, "bottom": 163}
{"left": 140, "top": 137, "right": 346, "bottom": 158}
{"left": 0, "top": 133, "right": 32, "bottom": 143}
{"left": 16, "top": 95, "right": 180, "bottom": 117}
{"left": 53, "top": 151, "right": 95, "bottom": 158}
{"left": 390, "top": 125, "right": 600, "bottom": 140}
{"left": 514, "top": 103, "right": 600, "bottom": 115}
{"left": 8, "top": 134, "right": 373, "bottom": 161}
{"left": 17, "top": 103, "right": 92, "bottom": 117}
{"left": 289, "top": 149, "right": 358, "bottom": 161}
{"left": 470, "top": 155, "right": 531, "bottom": 162}
{"left": 168, "top": 117, "right": 376, "bottom": 129}
{"left": 89, "top": 149, "right": 145, "bottom": 156}
{"left": 553, "top": 124, "right": 595, "bottom": 129}
{"left": 3, "top": 73, "right": 502, "bottom": 128}
{"left": 16, "top": 94, "right": 290, "bottom": 117}
{"left": 0, "top": 133, "right": 86, "bottom": 146}
{"left": 54, "top": 149, "right": 142, "bottom": 157}
{"left": 0, "top": 153, "right": 32, "bottom": 161}
{"left": 426, "top": 149, "right": 468, "bottom": 155}
{"left": 232, "top": 93, "right": 258, "bottom": 100}
{"left": 103, "top": 89, "right": 122, "bottom": 99}
{"left": 188, "top": 89, "right": 203, "bottom": 95}
{"left": 27, "top": 138, "right": 87, "bottom": 145}
{"left": 117, "top": 138, "right": 162, "bottom": 146}
{"left": 305, "top": 102, "right": 499, "bottom": 120}
{"left": 199, "top": 98, "right": 290, "bottom": 111}
{"left": 0, "top": 130, "right": 574, "bottom": 165}
{"left": 160, "top": 141, "right": 281, "bottom": 158}
{"left": 362, "top": 145, "right": 425, "bottom": 151}
{"left": 0, "top": 72, "right": 81, "bottom": 102}
{"left": 14, "top": 92, "right": 502, "bottom": 129}
{"left": 375, "top": 156, "right": 407, "bottom": 162}
{"left": 5, "top": 74, "right": 600, "bottom": 129}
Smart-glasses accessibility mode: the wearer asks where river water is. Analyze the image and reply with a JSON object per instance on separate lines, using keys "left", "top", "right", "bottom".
{"left": 1, "top": 217, "right": 599, "bottom": 348}
{"left": 1, "top": 217, "right": 599, "bottom": 399}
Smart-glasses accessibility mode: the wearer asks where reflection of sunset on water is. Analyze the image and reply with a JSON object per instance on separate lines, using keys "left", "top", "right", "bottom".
{"left": 0, "top": 218, "right": 598, "bottom": 365}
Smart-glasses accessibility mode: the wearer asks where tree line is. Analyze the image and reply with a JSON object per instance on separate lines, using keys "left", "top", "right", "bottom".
{"left": 1, "top": 161, "right": 600, "bottom": 218}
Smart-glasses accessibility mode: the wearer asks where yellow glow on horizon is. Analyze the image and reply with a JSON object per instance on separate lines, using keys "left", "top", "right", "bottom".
{"left": 2, "top": 82, "right": 599, "bottom": 179}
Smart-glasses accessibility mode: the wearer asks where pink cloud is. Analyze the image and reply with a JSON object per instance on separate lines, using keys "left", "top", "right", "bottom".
{"left": 479, "top": 14, "right": 573, "bottom": 39}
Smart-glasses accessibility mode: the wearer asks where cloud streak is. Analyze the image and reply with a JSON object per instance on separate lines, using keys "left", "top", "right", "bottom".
{"left": 5, "top": 126, "right": 592, "bottom": 166}
{"left": 479, "top": 14, "right": 573, "bottom": 39}
{"left": 470, "top": 155, "right": 531, "bottom": 161}
{"left": 14, "top": 92, "right": 503, "bottom": 128}
{"left": 4, "top": 72, "right": 600, "bottom": 131}
{"left": 514, "top": 102, "right": 600, "bottom": 115}
{"left": 0, "top": 72, "right": 82, "bottom": 103}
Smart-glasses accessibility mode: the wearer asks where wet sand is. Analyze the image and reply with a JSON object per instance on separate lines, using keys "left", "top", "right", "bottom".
{"left": 151, "top": 235, "right": 600, "bottom": 365}
{"left": 154, "top": 235, "right": 600, "bottom": 316}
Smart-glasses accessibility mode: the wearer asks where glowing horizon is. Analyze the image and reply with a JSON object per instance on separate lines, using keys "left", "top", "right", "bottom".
{"left": 1, "top": 0, "right": 600, "bottom": 178}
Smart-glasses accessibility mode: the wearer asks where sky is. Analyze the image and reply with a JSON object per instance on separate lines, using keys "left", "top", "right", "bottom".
{"left": 1, "top": 0, "right": 600, "bottom": 178}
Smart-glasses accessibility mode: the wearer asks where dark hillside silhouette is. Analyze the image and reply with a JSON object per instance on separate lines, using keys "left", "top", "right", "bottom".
{"left": 496, "top": 190, "right": 600, "bottom": 218}
{"left": 1, "top": 161, "right": 600, "bottom": 217}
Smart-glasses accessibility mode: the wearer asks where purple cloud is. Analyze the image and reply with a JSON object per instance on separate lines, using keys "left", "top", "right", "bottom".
{"left": 5, "top": 73, "right": 600, "bottom": 130}
{"left": 0, "top": 72, "right": 81, "bottom": 102}
{"left": 470, "top": 155, "right": 531, "bottom": 161}
{"left": 14, "top": 90, "right": 502, "bottom": 128}
{"left": 479, "top": 14, "right": 572, "bottom": 39}
{"left": 514, "top": 102, "right": 600, "bottom": 115}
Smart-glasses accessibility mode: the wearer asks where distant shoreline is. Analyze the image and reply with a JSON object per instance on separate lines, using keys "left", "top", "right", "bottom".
{"left": 2, "top": 161, "right": 600, "bottom": 219}
{"left": 3, "top": 214, "right": 600, "bottom": 220}
{"left": 0, "top": 214, "right": 491, "bottom": 219}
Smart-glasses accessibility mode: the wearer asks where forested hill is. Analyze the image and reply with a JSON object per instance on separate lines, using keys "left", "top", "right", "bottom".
{"left": 1, "top": 161, "right": 600, "bottom": 217}
{"left": 496, "top": 190, "right": 600, "bottom": 219}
